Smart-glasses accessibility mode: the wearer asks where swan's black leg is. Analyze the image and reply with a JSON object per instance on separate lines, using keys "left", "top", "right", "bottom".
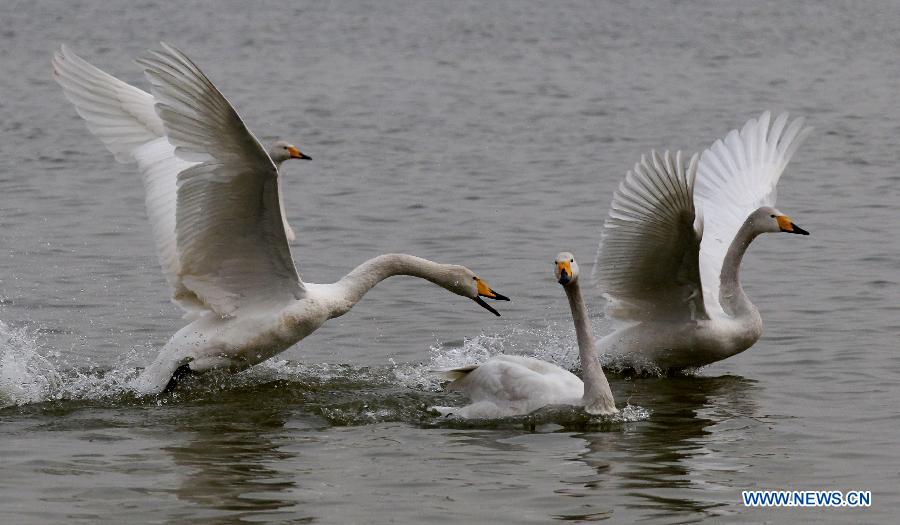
{"left": 163, "top": 363, "right": 196, "bottom": 393}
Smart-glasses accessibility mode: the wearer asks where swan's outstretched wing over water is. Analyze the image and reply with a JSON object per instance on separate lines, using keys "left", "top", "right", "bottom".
{"left": 136, "top": 44, "right": 303, "bottom": 317}
{"left": 53, "top": 46, "right": 192, "bottom": 310}
{"left": 52, "top": 46, "right": 164, "bottom": 162}
{"left": 593, "top": 151, "right": 705, "bottom": 322}
{"left": 53, "top": 46, "right": 302, "bottom": 316}
{"left": 694, "top": 112, "right": 811, "bottom": 318}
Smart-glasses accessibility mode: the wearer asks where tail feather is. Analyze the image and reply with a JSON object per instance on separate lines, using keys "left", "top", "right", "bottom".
{"left": 431, "top": 364, "right": 479, "bottom": 382}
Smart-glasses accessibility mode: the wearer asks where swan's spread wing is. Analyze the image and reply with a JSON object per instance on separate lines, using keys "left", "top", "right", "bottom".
{"left": 138, "top": 43, "right": 303, "bottom": 316}
{"left": 593, "top": 151, "right": 706, "bottom": 322}
{"left": 694, "top": 112, "right": 811, "bottom": 318}
{"left": 53, "top": 46, "right": 199, "bottom": 313}
{"left": 52, "top": 46, "right": 164, "bottom": 163}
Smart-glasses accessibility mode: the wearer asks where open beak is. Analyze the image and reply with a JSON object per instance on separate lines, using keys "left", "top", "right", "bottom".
{"left": 557, "top": 261, "right": 572, "bottom": 284}
{"left": 287, "top": 145, "right": 312, "bottom": 160}
{"left": 474, "top": 278, "right": 509, "bottom": 316}
{"left": 777, "top": 215, "right": 809, "bottom": 235}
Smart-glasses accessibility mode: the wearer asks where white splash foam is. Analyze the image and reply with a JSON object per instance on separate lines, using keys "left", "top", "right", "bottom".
{"left": 611, "top": 403, "right": 652, "bottom": 423}
{"left": 0, "top": 319, "right": 149, "bottom": 407}
{"left": 0, "top": 320, "right": 62, "bottom": 406}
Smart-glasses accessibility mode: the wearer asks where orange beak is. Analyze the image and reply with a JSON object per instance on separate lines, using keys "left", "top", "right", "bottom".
{"left": 473, "top": 278, "right": 509, "bottom": 316}
{"left": 776, "top": 215, "right": 809, "bottom": 235}
{"left": 287, "top": 145, "right": 312, "bottom": 160}
{"left": 557, "top": 261, "right": 573, "bottom": 284}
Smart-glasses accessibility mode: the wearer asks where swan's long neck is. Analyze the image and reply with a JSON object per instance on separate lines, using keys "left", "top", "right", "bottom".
{"left": 329, "top": 254, "right": 460, "bottom": 318}
{"left": 719, "top": 217, "right": 761, "bottom": 318}
{"left": 564, "top": 280, "right": 616, "bottom": 414}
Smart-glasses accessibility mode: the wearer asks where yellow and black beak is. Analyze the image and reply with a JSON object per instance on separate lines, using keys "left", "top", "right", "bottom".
{"left": 557, "top": 260, "right": 573, "bottom": 284}
{"left": 776, "top": 215, "right": 809, "bottom": 235}
{"left": 474, "top": 278, "right": 509, "bottom": 316}
{"left": 287, "top": 145, "right": 312, "bottom": 161}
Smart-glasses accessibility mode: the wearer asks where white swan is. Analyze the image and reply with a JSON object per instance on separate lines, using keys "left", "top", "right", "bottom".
{"left": 432, "top": 253, "right": 617, "bottom": 418}
{"left": 591, "top": 112, "right": 811, "bottom": 371}
{"left": 54, "top": 43, "right": 509, "bottom": 394}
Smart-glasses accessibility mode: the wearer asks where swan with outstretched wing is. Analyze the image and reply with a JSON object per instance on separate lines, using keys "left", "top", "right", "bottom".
{"left": 592, "top": 113, "right": 811, "bottom": 371}
{"left": 54, "top": 44, "right": 509, "bottom": 394}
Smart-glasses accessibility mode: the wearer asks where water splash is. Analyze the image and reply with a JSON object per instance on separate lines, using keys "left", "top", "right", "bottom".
{"left": 614, "top": 403, "right": 652, "bottom": 423}
{"left": 0, "top": 319, "right": 147, "bottom": 408}
{"left": 0, "top": 319, "right": 62, "bottom": 406}
{"left": 0, "top": 315, "right": 652, "bottom": 430}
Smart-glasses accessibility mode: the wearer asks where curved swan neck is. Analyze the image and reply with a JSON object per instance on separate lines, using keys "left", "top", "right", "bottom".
{"left": 720, "top": 217, "right": 760, "bottom": 317}
{"left": 563, "top": 280, "right": 616, "bottom": 413}
{"left": 330, "top": 254, "right": 458, "bottom": 318}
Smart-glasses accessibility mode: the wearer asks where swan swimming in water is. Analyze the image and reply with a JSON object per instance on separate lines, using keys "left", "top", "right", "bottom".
{"left": 591, "top": 112, "right": 811, "bottom": 372}
{"left": 53, "top": 43, "right": 509, "bottom": 394}
{"left": 432, "top": 253, "right": 617, "bottom": 418}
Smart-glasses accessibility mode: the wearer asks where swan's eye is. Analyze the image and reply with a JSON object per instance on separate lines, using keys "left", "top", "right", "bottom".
{"left": 570, "top": 258, "right": 574, "bottom": 263}
{"left": 770, "top": 214, "right": 776, "bottom": 218}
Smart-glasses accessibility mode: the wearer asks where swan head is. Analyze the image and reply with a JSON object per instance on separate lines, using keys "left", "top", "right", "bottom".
{"left": 269, "top": 140, "right": 312, "bottom": 165}
{"left": 444, "top": 266, "right": 509, "bottom": 316}
{"left": 554, "top": 252, "right": 579, "bottom": 285}
{"left": 752, "top": 206, "right": 809, "bottom": 236}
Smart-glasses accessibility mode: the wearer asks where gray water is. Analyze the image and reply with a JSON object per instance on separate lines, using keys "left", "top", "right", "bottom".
{"left": 1, "top": 0, "right": 898, "bottom": 523}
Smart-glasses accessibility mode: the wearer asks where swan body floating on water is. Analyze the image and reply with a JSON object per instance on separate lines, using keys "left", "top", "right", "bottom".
{"left": 54, "top": 44, "right": 508, "bottom": 394}
{"left": 432, "top": 253, "right": 617, "bottom": 418}
{"left": 592, "top": 112, "right": 811, "bottom": 371}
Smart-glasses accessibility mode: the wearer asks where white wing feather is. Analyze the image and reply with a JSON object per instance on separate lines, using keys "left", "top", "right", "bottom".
{"left": 132, "top": 138, "right": 210, "bottom": 316}
{"left": 137, "top": 43, "right": 303, "bottom": 316}
{"left": 593, "top": 150, "right": 705, "bottom": 322}
{"left": 694, "top": 112, "right": 812, "bottom": 318}
{"left": 52, "top": 46, "right": 164, "bottom": 163}
{"left": 54, "top": 46, "right": 198, "bottom": 314}
{"left": 55, "top": 44, "right": 305, "bottom": 317}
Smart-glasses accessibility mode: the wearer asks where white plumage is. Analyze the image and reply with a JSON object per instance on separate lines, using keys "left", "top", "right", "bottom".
{"left": 52, "top": 45, "right": 165, "bottom": 163}
{"left": 433, "top": 253, "right": 617, "bottom": 419}
{"left": 592, "top": 112, "right": 811, "bottom": 370}
{"left": 135, "top": 45, "right": 304, "bottom": 317}
{"left": 694, "top": 112, "right": 812, "bottom": 319}
{"left": 54, "top": 44, "right": 509, "bottom": 394}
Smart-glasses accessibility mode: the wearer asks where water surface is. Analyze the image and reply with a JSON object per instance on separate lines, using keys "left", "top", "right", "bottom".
{"left": 1, "top": 1, "right": 898, "bottom": 522}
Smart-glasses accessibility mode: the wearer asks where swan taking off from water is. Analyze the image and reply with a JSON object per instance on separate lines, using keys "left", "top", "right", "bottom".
{"left": 53, "top": 43, "right": 509, "bottom": 394}
{"left": 592, "top": 112, "right": 811, "bottom": 371}
{"left": 432, "top": 253, "right": 617, "bottom": 418}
